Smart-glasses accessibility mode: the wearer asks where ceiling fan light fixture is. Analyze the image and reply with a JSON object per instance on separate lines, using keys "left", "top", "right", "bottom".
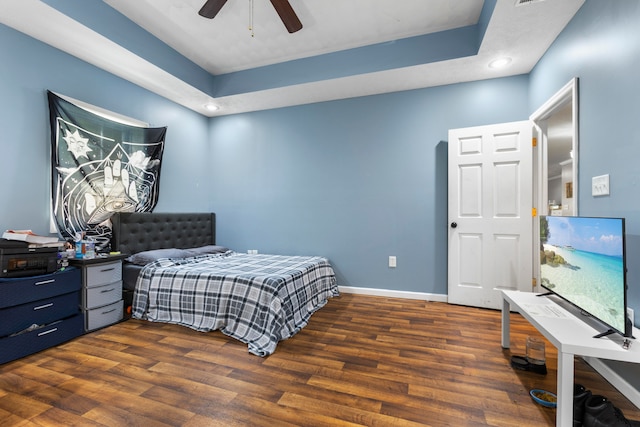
{"left": 198, "top": 0, "right": 302, "bottom": 33}
{"left": 488, "top": 57, "right": 512, "bottom": 69}
{"left": 270, "top": 0, "right": 303, "bottom": 33}
{"left": 198, "top": 0, "right": 228, "bottom": 19}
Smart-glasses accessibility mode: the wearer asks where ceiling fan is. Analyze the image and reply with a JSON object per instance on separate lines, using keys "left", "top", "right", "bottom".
{"left": 198, "top": 0, "right": 303, "bottom": 33}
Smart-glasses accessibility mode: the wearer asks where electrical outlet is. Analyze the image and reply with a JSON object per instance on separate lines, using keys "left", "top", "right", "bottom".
{"left": 389, "top": 256, "right": 397, "bottom": 268}
{"left": 628, "top": 307, "right": 634, "bottom": 326}
{"left": 592, "top": 174, "right": 610, "bottom": 196}
{"left": 247, "top": 249, "right": 258, "bottom": 254}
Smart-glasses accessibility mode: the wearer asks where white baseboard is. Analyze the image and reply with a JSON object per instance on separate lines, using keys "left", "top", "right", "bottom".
{"left": 338, "top": 286, "right": 448, "bottom": 303}
{"left": 583, "top": 356, "right": 640, "bottom": 409}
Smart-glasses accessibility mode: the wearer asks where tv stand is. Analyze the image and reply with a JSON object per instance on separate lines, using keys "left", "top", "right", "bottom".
{"left": 594, "top": 329, "right": 616, "bottom": 339}
{"left": 501, "top": 290, "right": 640, "bottom": 427}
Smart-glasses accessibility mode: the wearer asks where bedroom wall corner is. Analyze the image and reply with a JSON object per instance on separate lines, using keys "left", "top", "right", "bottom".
{"left": 206, "top": 76, "right": 529, "bottom": 295}
{"left": 0, "top": 22, "right": 212, "bottom": 235}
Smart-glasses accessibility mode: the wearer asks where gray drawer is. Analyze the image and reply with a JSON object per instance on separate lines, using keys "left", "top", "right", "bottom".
{"left": 85, "top": 261, "right": 122, "bottom": 288}
{"left": 85, "top": 281, "right": 122, "bottom": 309}
{"left": 85, "top": 300, "right": 123, "bottom": 331}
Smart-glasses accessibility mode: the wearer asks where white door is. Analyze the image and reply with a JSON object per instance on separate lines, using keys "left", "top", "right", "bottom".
{"left": 448, "top": 121, "right": 533, "bottom": 309}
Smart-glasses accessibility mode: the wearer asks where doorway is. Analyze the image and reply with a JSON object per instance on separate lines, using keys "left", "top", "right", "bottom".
{"left": 530, "top": 78, "right": 579, "bottom": 292}
{"left": 531, "top": 78, "right": 579, "bottom": 218}
{"left": 447, "top": 79, "right": 579, "bottom": 308}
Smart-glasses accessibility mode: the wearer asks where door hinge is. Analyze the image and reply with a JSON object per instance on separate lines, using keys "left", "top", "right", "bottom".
{"left": 532, "top": 207, "right": 537, "bottom": 217}
{"left": 532, "top": 277, "right": 537, "bottom": 290}
{"left": 532, "top": 137, "right": 537, "bottom": 147}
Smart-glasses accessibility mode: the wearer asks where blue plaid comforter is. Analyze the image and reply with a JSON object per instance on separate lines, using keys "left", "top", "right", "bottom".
{"left": 132, "top": 252, "right": 339, "bottom": 356}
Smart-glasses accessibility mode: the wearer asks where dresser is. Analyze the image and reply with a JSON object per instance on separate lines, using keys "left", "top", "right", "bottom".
{"left": 69, "top": 255, "right": 127, "bottom": 331}
{"left": 0, "top": 268, "right": 83, "bottom": 364}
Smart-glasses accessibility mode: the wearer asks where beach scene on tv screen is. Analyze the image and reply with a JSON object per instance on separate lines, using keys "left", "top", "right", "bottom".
{"left": 540, "top": 216, "right": 625, "bottom": 332}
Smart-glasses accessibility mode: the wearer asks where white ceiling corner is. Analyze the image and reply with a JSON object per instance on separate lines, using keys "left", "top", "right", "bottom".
{"left": 0, "top": 0, "right": 585, "bottom": 116}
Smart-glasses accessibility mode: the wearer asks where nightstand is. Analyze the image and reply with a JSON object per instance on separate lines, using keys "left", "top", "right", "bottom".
{"left": 69, "top": 254, "right": 128, "bottom": 332}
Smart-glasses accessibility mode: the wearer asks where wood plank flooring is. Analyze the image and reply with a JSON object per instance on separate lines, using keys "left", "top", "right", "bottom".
{"left": 1, "top": 293, "right": 638, "bottom": 426}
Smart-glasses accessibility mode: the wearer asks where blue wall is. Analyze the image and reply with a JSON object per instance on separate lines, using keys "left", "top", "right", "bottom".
{"left": 40, "top": 0, "right": 214, "bottom": 95}
{"left": 0, "top": 8, "right": 529, "bottom": 297}
{"left": 530, "top": 0, "right": 640, "bottom": 319}
{"left": 208, "top": 78, "right": 529, "bottom": 293}
{"left": 0, "top": 24, "right": 213, "bottom": 233}
{"left": 3, "top": 0, "right": 640, "bottom": 315}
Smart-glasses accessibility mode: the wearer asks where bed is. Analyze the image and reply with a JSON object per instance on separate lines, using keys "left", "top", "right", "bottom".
{"left": 110, "top": 212, "right": 339, "bottom": 356}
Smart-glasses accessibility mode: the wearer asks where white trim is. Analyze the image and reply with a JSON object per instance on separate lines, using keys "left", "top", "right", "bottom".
{"left": 54, "top": 92, "right": 149, "bottom": 127}
{"left": 530, "top": 77, "right": 579, "bottom": 216}
{"left": 0, "top": 0, "right": 584, "bottom": 117}
{"left": 530, "top": 78, "right": 579, "bottom": 292}
{"left": 530, "top": 79, "right": 576, "bottom": 121}
{"left": 338, "top": 286, "right": 448, "bottom": 302}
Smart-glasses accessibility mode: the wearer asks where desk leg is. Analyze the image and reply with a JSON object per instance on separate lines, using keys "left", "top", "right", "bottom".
{"left": 501, "top": 297, "right": 510, "bottom": 348}
{"left": 556, "top": 351, "right": 574, "bottom": 427}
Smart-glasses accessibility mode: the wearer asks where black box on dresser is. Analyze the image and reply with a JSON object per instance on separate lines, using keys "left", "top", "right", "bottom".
{"left": 0, "top": 268, "right": 83, "bottom": 364}
{"left": 0, "top": 239, "right": 59, "bottom": 278}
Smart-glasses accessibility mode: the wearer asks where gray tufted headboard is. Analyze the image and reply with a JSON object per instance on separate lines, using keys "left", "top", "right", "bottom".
{"left": 110, "top": 212, "right": 216, "bottom": 255}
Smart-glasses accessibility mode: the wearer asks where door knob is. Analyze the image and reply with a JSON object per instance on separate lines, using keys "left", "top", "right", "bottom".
{"left": 451, "top": 222, "right": 457, "bottom": 228}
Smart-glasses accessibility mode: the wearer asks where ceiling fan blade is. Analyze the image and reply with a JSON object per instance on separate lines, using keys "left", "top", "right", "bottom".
{"left": 198, "top": 0, "right": 228, "bottom": 19}
{"left": 269, "top": 0, "right": 303, "bottom": 33}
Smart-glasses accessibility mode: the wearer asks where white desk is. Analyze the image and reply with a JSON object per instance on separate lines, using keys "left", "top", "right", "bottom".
{"left": 501, "top": 290, "right": 639, "bottom": 427}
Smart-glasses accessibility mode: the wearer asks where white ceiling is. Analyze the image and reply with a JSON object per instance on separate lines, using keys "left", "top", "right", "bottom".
{"left": 104, "top": 0, "right": 483, "bottom": 75}
{"left": 0, "top": 0, "right": 585, "bottom": 117}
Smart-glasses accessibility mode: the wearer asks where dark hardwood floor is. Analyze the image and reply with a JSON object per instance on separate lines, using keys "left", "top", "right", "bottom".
{"left": 1, "top": 293, "right": 638, "bottom": 426}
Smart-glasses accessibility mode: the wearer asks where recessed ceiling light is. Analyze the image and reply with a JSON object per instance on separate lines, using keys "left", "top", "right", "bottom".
{"left": 488, "top": 57, "right": 512, "bottom": 69}
{"left": 204, "top": 103, "right": 219, "bottom": 112}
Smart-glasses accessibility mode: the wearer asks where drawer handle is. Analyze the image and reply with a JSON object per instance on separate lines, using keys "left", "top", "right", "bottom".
{"left": 99, "top": 267, "right": 116, "bottom": 272}
{"left": 33, "top": 303, "right": 54, "bottom": 310}
{"left": 38, "top": 327, "right": 58, "bottom": 336}
{"left": 35, "top": 279, "right": 55, "bottom": 286}
{"left": 100, "top": 288, "right": 116, "bottom": 294}
{"left": 101, "top": 308, "right": 117, "bottom": 315}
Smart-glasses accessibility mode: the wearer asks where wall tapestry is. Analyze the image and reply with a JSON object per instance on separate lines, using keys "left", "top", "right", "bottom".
{"left": 48, "top": 91, "right": 166, "bottom": 250}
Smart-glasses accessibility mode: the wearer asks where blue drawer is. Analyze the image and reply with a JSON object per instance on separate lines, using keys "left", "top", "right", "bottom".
{"left": 0, "top": 268, "right": 81, "bottom": 308}
{"left": 0, "top": 291, "right": 80, "bottom": 337}
{"left": 0, "top": 313, "right": 83, "bottom": 365}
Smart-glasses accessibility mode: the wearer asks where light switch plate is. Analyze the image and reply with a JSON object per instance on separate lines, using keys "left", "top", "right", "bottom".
{"left": 592, "top": 174, "right": 610, "bottom": 196}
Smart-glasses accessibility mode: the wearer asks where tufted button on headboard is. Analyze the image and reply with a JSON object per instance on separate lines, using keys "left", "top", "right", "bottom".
{"left": 110, "top": 212, "right": 216, "bottom": 255}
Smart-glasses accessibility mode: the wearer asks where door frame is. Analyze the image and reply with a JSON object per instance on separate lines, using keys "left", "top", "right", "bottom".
{"left": 529, "top": 78, "right": 579, "bottom": 291}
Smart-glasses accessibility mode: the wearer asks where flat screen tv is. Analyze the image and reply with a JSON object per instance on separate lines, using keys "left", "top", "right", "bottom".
{"left": 539, "top": 215, "right": 632, "bottom": 338}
